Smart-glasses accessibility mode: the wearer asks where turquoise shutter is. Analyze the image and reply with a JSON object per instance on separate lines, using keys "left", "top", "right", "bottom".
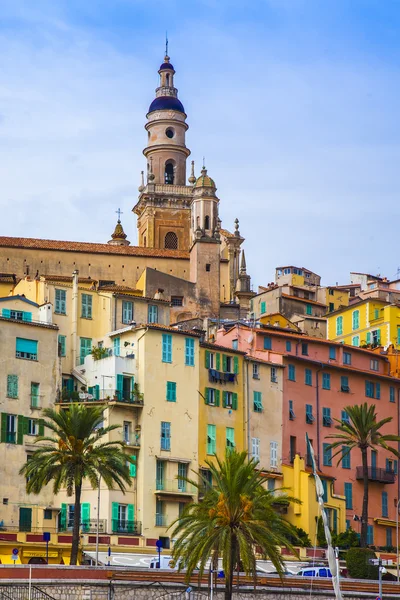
{"left": 127, "top": 504, "right": 134, "bottom": 523}
{"left": 130, "top": 455, "right": 137, "bottom": 477}
{"left": 60, "top": 504, "right": 67, "bottom": 530}
{"left": 366, "top": 331, "right": 371, "bottom": 344}
{"left": 215, "top": 389, "right": 220, "bottom": 407}
{"left": 2, "top": 309, "right": 11, "bottom": 318}
{"left": 22, "top": 312, "right": 32, "bottom": 322}
{"left": 232, "top": 393, "right": 238, "bottom": 411}
{"left": 113, "top": 337, "right": 120, "bottom": 357}
{"left": 81, "top": 503, "right": 90, "bottom": 531}
{"left": 377, "top": 329, "right": 381, "bottom": 344}
{"left": 112, "top": 502, "right": 118, "bottom": 531}
{"left": 234, "top": 356, "right": 239, "bottom": 374}
{"left": 94, "top": 385, "right": 100, "bottom": 400}
{"left": 116, "top": 374, "right": 123, "bottom": 400}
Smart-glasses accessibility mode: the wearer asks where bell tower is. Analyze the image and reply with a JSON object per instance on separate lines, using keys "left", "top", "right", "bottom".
{"left": 133, "top": 53, "right": 193, "bottom": 251}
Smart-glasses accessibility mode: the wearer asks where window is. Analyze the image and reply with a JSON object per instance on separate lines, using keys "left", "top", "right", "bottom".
{"left": 171, "top": 296, "right": 183, "bottom": 306}
{"left": 223, "top": 391, "right": 237, "bottom": 409}
{"left": 323, "top": 444, "right": 332, "bottom": 467}
{"left": 123, "top": 422, "right": 131, "bottom": 444}
{"left": 148, "top": 304, "right": 158, "bottom": 323}
{"left": 67, "top": 505, "right": 75, "bottom": 529}
{"left": 289, "top": 400, "right": 295, "bottom": 420}
{"left": 386, "top": 527, "right": 393, "bottom": 548}
{"left": 226, "top": 427, "right": 235, "bottom": 449}
{"left": 185, "top": 338, "right": 195, "bottom": 366}
{"left": 322, "top": 407, "right": 332, "bottom": 427}
{"left": 44, "top": 509, "right": 52, "bottom": 520}
{"left": 205, "top": 388, "right": 219, "bottom": 406}
{"left": 286, "top": 340, "right": 292, "bottom": 352}
{"left": 301, "top": 343, "right": 308, "bottom": 356}
{"left": 55, "top": 289, "right": 66, "bottom": 314}
{"left": 155, "top": 500, "right": 164, "bottom": 526}
{"left": 343, "top": 352, "right": 351, "bottom": 365}
{"left": 329, "top": 289, "right": 335, "bottom": 296}
{"left": 252, "top": 363, "right": 259, "bottom": 379}
{"left": 28, "top": 419, "right": 38, "bottom": 436}
{"left": 366, "top": 381, "right": 380, "bottom": 399}
{"left": 329, "top": 346, "right": 336, "bottom": 360}
{"left": 270, "top": 367, "right": 277, "bottom": 382}
{"left": 253, "top": 391, "right": 263, "bottom": 412}
{"left": 367, "top": 525, "right": 374, "bottom": 545}
{"left": 374, "top": 308, "right": 380, "bottom": 319}
{"left": 341, "top": 376, "right": 350, "bottom": 393}
{"left": 352, "top": 310, "right": 359, "bottom": 330}
{"left": 290, "top": 436, "right": 296, "bottom": 463}
{"left": 352, "top": 336, "right": 360, "bottom": 347}
{"left": 165, "top": 127, "right": 174, "bottom": 139}
{"left": 206, "top": 264, "right": 211, "bottom": 272}
{"left": 156, "top": 460, "right": 165, "bottom": 489}
{"left": 341, "top": 410, "right": 350, "bottom": 424}
{"left": 336, "top": 316, "right": 343, "bottom": 336}
{"left": 58, "top": 335, "right": 66, "bottom": 357}
{"left": 390, "top": 386, "right": 395, "bottom": 403}
{"left": 162, "top": 334, "right": 172, "bottom": 363}
{"left": 382, "top": 491, "right": 388, "bottom": 518}
{"left": 122, "top": 301, "right": 133, "bottom": 324}
{"left": 7, "top": 375, "right": 18, "bottom": 398}
{"left": 31, "top": 383, "right": 40, "bottom": 408}
{"left": 161, "top": 422, "right": 171, "bottom": 451}
{"left": 251, "top": 437, "right": 260, "bottom": 461}
{"left": 16, "top": 338, "right": 38, "bottom": 361}
{"left": 6, "top": 414, "right": 17, "bottom": 444}
{"left": 260, "top": 301, "right": 266, "bottom": 314}
{"left": 166, "top": 382, "right": 177, "bottom": 402}
{"left": 344, "top": 483, "right": 353, "bottom": 510}
{"left": 207, "top": 424, "right": 216, "bottom": 455}
{"left": 305, "top": 369, "right": 312, "bottom": 386}
{"left": 306, "top": 404, "right": 314, "bottom": 424}
{"left": 288, "top": 364, "right": 296, "bottom": 381}
{"left": 267, "top": 479, "right": 275, "bottom": 491}
{"left": 329, "top": 303, "right": 334, "bottom": 312}
{"left": 342, "top": 446, "right": 351, "bottom": 469}
{"left": 178, "top": 463, "right": 187, "bottom": 491}
{"left": 223, "top": 354, "right": 238, "bottom": 374}
{"left": 264, "top": 337, "right": 272, "bottom": 350}
{"left": 79, "top": 337, "right": 92, "bottom": 365}
{"left": 321, "top": 479, "right": 328, "bottom": 503}
{"left": 113, "top": 336, "right": 120, "bottom": 357}
{"left": 81, "top": 294, "right": 92, "bottom": 319}
{"left": 370, "top": 359, "right": 379, "bottom": 372}
{"left": 371, "top": 329, "right": 381, "bottom": 346}
{"left": 232, "top": 339, "right": 238, "bottom": 350}
{"left": 386, "top": 459, "right": 398, "bottom": 474}
{"left": 322, "top": 373, "right": 331, "bottom": 390}
{"left": 270, "top": 441, "right": 278, "bottom": 468}
{"left": 164, "top": 163, "right": 175, "bottom": 185}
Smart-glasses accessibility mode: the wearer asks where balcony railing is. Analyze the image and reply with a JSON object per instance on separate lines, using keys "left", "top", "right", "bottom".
{"left": 155, "top": 514, "right": 168, "bottom": 527}
{"left": 111, "top": 520, "right": 142, "bottom": 535}
{"left": 208, "top": 369, "right": 237, "bottom": 384}
{"left": 155, "top": 479, "right": 196, "bottom": 495}
{"left": 5, "top": 432, "right": 16, "bottom": 444}
{"left": 57, "top": 390, "right": 144, "bottom": 406}
{"left": 355, "top": 466, "right": 396, "bottom": 484}
{"left": 123, "top": 434, "right": 141, "bottom": 448}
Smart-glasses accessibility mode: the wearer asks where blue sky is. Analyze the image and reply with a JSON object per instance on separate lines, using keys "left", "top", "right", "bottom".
{"left": 1, "top": 0, "right": 400, "bottom": 288}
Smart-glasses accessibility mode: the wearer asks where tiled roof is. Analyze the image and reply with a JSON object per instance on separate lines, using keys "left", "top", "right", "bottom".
{"left": 281, "top": 293, "right": 326, "bottom": 307}
{"left": 200, "top": 341, "right": 247, "bottom": 355}
{"left": 98, "top": 284, "right": 142, "bottom": 294}
{"left": 0, "top": 237, "right": 189, "bottom": 259}
{"left": 219, "top": 228, "right": 235, "bottom": 239}
{"left": 0, "top": 316, "right": 58, "bottom": 330}
{"left": 41, "top": 275, "right": 95, "bottom": 284}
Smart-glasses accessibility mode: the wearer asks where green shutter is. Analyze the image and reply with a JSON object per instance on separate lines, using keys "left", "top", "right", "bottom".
{"left": 60, "top": 504, "right": 67, "bottom": 530}
{"left": 81, "top": 503, "right": 90, "bottom": 530}
{"left": 366, "top": 331, "right": 371, "bottom": 344}
{"left": 222, "top": 391, "right": 227, "bottom": 408}
{"left": 234, "top": 356, "right": 239, "bottom": 374}
{"left": 112, "top": 502, "right": 119, "bottom": 522}
{"left": 2, "top": 309, "right": 10, "bottom": 318}
{"left": 215, "top": 389, "right": 220, "bottom": 407}
{"left": 130, "top": 455, "right": 137, "bottom": 477}
{"left": 205, "top": 350, "right": 210, "bottom": 368}
{"left": 23, "top": 417, "right": 29, "bottom": 435}
{"left": 38, "top": 419, "right": 45, "bottom": 436}
{"left": 127, "top": 504, "right": 134, "bottom": 522}
{"left": 17, "top": 415, "right": 25, "bottom": 445}
{"left": 116, "top": 374, "right": 124, "bottom": 400}
{"left": 232, "top": 393, "right": 238, "bottom": 411}
{"left": 204, "top": 388, "right": 209, "bottom": 405}
{"left": 222, "top": 354, "right": 227, "bottom": 372}
{"left": 377, "top": 329, "right": 381, "bottom": 344}
{"left": 94, "top": 385, "right": 100, "bottom": 400}
{"left": 216, "top": 353, "right": 221, "bottom": 370}
{"left": 1, "top": 413, "right": 7, "bottom": 443}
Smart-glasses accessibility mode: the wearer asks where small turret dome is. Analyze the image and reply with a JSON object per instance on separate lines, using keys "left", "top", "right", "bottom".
{"left": 159, "top": 54, "right": 175, "bottom": 72}
{"left": 193, "top": 167, "right": 216, "bottom": 189}
{"left": 148, "top": 96, "right": 185, "bottom": 114}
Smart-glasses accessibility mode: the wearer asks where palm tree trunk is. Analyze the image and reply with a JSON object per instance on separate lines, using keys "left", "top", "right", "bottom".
{"left": 70, "top": 485, "right": 82, "bottom": 565}
{"left": 360, "top": 447, "right": 369, "bottom": 548}
{"left": 225, "top": 534, "right": 236, "bottom": 600}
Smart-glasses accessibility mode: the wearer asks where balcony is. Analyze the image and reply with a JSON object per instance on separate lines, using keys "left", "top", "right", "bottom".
{"left": 356, "top": 467, "right": 396, "bottom": 484}
{"left": 111, "top": 520, "right": 142, "bottom": 535}
{"left": 155, "top": 479, "right": 196, "bottom": 496}
{"left": 57, "top": 390, "right": 144, "bottom": 407}
{"left": 155, "top": 514, "right": 168, "bottom": 527}
{"left": 208, "top": 369, "right": 237, "bottom": 384}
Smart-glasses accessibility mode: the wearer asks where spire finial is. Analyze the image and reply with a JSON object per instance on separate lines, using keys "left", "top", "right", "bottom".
{"left": 188, "top": 160, "right": 196, "bottom": 185}
{"left": 234, "top": 217, "right": 240, "bottom": 237}
{"left": 138, "top": 171, "right": 145, "bottom": 192}
{"left": 165, "top": 32, "right": 169, "bottom": 57}
{"left": 240, "top": 250, "right": 247, "bottom": 273}
{"left": 116, "top": 208, "right": 123, "bottom": 223}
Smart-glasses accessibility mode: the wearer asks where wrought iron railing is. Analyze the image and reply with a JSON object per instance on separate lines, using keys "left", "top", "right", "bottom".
{"left": 155, "top": 479, "right": 196, "bottom": 494}
{"left": 0, "top": 587, "right": 56, "bottom": 600}
{"left": 111, "top": 520, "right": 142, "bottom": 535}
{"left": 355, "top": 466, "right": 396, "bottom": 484}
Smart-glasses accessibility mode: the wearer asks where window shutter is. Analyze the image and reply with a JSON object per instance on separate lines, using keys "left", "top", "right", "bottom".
{"left": 38, "top": 419, "right": 45, "bottom": 436}
{"left": 215, "top": 389, "right": 220, "bottom": 407}
{"left": 94, "top": 385, "right": 100, "bottom": 400}
{"left": 234, "top": 356, "right": 239, "bottom": 374}
{"left": 81, "top": 503, "right": 90, "bottom": 529}
{"left": 216, "top": 353, "right": 221, "bottom": 370}
{"left": 116, "top": 374, "right": 124, "bottom": 400}
{"left": 66, "top": 379, "right": 74, "bottom": 393}
{"left": 60, "top": 504, "right": 67, "bottom": 530}
{"left": 366, "top": 331, "right": 371, "bottom": 344}
{"left": 377, "top": 329, "right": 381, "bottom": 343}
{"left": 2, "top": 309, "right": 11, "bottom": 318}
{"left": 130, "top": 455, "right": 137, "bottom": 477}
{"left": 204, "top": 388, "right": 209, "bottom": 405}
{"left": 23, "top": 417, "right": 29, "bottom": 435}
{"left": 376, "top": 383, "right": 381, "bottom": 399}
{"left": 222, "top": 354, "right": 227, "bottom": 372}
{"left": 222, "top": 391, "right": 227, "bottom": 408}
{"left": 127, "top": 504, "right": 134, "bottom": 522}
{"left": 22, "top": 312, "right": 32, "bottom": 322}
{"left": 205, "top": 350, "right": 210, "bottom": 368}
{"left": 232, "top": 393, "right": 238, "bottom": 411}
{"left": 17, "top": 415, "right": 25, "bottom": 445}
{"left": 112, "top": 502, "right": 119, "bottom": 523}
{"left": 1, "top": 413, "right": 7, "bottom": 443}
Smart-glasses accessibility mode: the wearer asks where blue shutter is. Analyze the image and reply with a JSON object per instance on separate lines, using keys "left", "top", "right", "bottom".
{"left": 22, "top": 312, "right": 32, "bottom": 322}
{"left": 382, "top": 491, "right": 388, "bottom": 517}
{"left": 344, "top": 483, "right": 353, "bottom": 509}
{"left": 16, "top": 338, "right": 38, "bottom": 354}
{"left": 113, "top": 337, "right": 120, "bottom": 357}
{"left": 2, "top": 308, "right": 11, "bottom": 318}
{"left": 162, "top": 334, "right": 172, "bottom": 363}
{"left": 264, "top": 337, "right": 272, "bottom": 350}
{"left": 185, "top": 338, "right": 194, "bottom": 366}
{"left": 376, "top": 383, "right": 381, "bottom": 399}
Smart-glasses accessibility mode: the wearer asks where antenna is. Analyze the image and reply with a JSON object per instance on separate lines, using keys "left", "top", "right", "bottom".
{"left": 165, "top": 32, "right": 168, "bottom": 56}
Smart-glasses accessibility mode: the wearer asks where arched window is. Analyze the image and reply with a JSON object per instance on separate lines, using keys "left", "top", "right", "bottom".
{"left": 204, "top": 215, "right": 210, "bottom": 230}
{"left": 166, "top": 74, "right": 170, "bottom": 86}
{"left": 164, "top": 232, "right": 178, "bottom": 249}
{"left": 143, "top": 236, "right": 147, "bottom": 247}
{"left": 165, "top": 161, "right": 174, "bottom": 185}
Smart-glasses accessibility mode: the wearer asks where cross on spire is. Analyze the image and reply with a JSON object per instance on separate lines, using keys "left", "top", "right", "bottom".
{"left": 116, "top": 208, "right": 123, "bottom": 222}
{"left": 165, "top": 32, "right": 168, "bottom": 56}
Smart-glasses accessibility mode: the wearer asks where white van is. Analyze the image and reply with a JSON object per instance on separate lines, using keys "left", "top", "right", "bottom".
{"left": 297, "top": 566, "right": 332, "bottom": 578}
{"left": 149, "top": 555, "right": 177, "bottom": 570}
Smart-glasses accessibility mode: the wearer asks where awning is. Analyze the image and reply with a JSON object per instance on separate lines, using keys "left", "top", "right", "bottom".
{"left": 0, "top": 555, "right": 22, "bottom": 565}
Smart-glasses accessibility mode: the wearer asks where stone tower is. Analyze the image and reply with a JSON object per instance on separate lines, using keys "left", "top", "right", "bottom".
{"left": 133, "top": 54, "right": 193, "bottom": 251}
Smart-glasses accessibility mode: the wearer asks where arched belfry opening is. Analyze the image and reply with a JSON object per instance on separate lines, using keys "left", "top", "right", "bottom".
{"left": 164, "top": 231, "right": 178, "bottom": 249}
{"left": 165, "top": 161, "right": 174, "bottom": 185}
{"left": 204, "top": 215, "right": 210, "bottom": 230}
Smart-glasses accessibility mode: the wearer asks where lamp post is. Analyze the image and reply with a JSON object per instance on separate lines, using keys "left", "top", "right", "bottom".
{"left": 95, "top": 475, "right": 101, "bottom": 567}
{"left": 396, "top": 498, "right": 400, "bottom": 582}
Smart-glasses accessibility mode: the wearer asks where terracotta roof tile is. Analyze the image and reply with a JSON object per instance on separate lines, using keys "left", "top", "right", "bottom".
{"left": 0, "top": 237, "right": 189, "bottom": 259}
{"left": 0, "top": 316, "right": 58, "bottom": 330}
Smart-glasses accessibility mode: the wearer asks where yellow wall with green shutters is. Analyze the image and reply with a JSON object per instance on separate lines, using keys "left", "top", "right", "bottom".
{"left": 327, "top": 300, "right": 400, "bottom": 349}
{"left": 199, "top": 344, "right": 245, "bottom": 469}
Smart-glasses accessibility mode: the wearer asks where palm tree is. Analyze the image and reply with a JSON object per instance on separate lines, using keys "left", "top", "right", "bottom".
{"left": 169, "top": 449, "right": 300, "bottom": 600}
{"left": 20, "top": 404, "right": 132, "bottom": 565}
{"left": 326, "top": 403, "right": 400, "bottom": 548}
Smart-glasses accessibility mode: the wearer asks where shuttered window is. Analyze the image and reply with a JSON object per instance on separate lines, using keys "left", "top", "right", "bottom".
{"left": 207, "top": 425, "right": 216, "bottom": 455}
{"left": 185, "top": 338, "right": 195, "bottom": 366}
{"left": 81, "top": 294, "right": 92, "bottom": 319}
{"left": 79, "top": 338, "right": 92, "bottom": 365}
{"left": 148, "top": 305, "right": 158, "bottom": 323}
{"left": 55, "top": 289, "right": 66, "bottom": 314}
{"left": 122, "top": 301, "right": 133, "bottom": 324}
{"left": 166, "top": 381, "right": 176, "bottom": 402}
{"left": 160, "top": 422, "right": 171, "bottom": 451}
{"left": 253, "top": 391, "right": 263, "bottom": 412}
{"left": 162, "top": 334, "right": 172, "bottom": 363}
{"left": 7, "top": 375, "right": 18, "bottom": 398}
{"left": 336, "top": 316, "right": 343, "bottom": 336}
{"left": 270, "top": 441, "right": 278, "bottom": 468}
{"left": 344, "top": 482, "right": 353, "bottom": 509}
{"left": 16, "top": 338, "right": 38, "bottom": 360}
{"left": 251, "top": 437, "right": 260, "bottom": 461}
{"left": 226, "top": 427, "right": 235, "bottom": 449}
{"left": 58, "top": 335, "right": 66, "bottom": 357}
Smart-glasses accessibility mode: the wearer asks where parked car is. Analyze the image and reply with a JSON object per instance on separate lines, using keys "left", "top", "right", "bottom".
{"left": 297, "top": 566, "right": 332, "bottom": 578}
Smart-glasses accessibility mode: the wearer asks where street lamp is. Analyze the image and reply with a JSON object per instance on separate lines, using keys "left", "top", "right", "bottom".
{"left": 396, "top": 498, "right": 400, "bottom": 582}
{"left": 95, "top": 475, "right": 101, "bottom": 567}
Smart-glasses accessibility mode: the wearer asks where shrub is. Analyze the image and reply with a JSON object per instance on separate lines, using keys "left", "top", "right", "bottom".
{"left": 346, "top": 547, "right": 378, "bottom": 580}
{"left": 332, "top": 527, "right": 360, "bottom": 549}
{"left": 316, "top": 516, "right": 328, "bottom": 548}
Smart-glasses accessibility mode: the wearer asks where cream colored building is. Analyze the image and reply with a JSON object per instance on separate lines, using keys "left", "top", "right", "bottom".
{"left": 57, "top": 324, "right": 200, "bottom": 550}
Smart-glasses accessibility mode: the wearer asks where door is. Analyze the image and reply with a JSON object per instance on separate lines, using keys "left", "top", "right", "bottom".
{"left": 123, "top": 377, "right": 131, "bottom": 402}
{"left": 19, "top": 507, "right": 32, "bottom": 532}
